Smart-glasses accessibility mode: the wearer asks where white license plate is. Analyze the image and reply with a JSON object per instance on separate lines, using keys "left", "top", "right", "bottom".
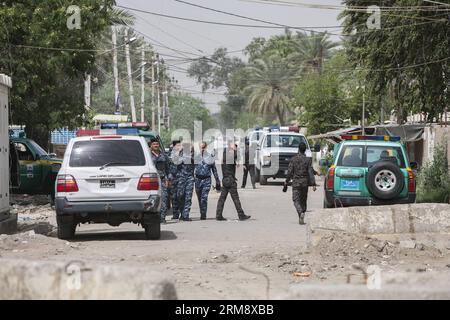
{"left": 100, "top": 180, "right": 116, "bottom": 189}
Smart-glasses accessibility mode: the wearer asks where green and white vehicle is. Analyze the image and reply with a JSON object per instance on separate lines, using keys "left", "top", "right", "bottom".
{"left": 321, "top": 135, "right": 416, "bottom": 208}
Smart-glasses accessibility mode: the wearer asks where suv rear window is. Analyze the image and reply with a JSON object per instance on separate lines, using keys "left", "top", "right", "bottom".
{"left": 337, "top": 145, "right": 406, "bottom": 168}
{"left": 69, "top": 140, "right": 146, "bottom": 167}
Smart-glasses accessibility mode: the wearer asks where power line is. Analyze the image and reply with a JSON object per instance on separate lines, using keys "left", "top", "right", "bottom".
{"left": 116, "top": 4, "right": 448, "bottom": 40}
{"left": 242, "top": 0, "right": 450, "bottom": 11}
{"left": 134, "top": 12, "right": 207, "bottom": 55}
{"left": 173, "top": 0, "right": 344, "bottom": 31}
{"left": 116, "top": 4, "right": 344, "bottom": 32}
{"left": 9, "top": 44, "right": 114, "bottom": 53}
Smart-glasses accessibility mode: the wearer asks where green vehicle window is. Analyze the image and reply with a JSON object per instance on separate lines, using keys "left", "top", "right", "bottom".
{"left": 366, "top": 146, "right": 405, "bottom": 168}
{"left": 29, "top": 140, "right": 48, "bottom": 157}
{"left": 338, "top": 145, "right": 364, "bottom": 167}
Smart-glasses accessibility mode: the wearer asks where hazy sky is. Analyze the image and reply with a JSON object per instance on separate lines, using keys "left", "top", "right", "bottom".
{"left": 116, "top": 0, "right": 344, "bottom": 113}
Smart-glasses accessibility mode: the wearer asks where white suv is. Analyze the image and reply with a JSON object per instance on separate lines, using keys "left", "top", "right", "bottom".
{"left": 55, "top": 135, "right": 161, "bottom": 240}
{"left": 255, "top": 131, "right": 313, "bottom": 185}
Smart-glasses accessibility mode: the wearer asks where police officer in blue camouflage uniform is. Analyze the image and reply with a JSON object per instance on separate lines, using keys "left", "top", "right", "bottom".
{"left": 195, "top": 142, "right": 221, "bottom": 220}
{"left": 168, "top": 140, "right": 181, "bottom": 219}
{"left": 171, "top": 143, "right": 195, "bottom": 221}
{"left": 149, "top": 139, "right": 172, "bottom": 224}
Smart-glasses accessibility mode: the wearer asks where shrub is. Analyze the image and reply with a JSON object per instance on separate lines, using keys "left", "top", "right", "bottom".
{"left": 416, "top": 143, "right": 450, "bottom": 203}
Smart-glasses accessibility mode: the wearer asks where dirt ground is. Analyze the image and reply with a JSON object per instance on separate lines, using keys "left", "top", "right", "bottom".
{"left": 2, "top": 180, "right": 450, "bottom": 299}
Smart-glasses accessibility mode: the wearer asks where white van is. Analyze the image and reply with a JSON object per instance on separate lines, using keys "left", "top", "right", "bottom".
{"left": 55, "top": 135, "right": 161, "bottom": 240}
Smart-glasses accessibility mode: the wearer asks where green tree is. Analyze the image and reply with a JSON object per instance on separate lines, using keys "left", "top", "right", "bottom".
{"left": 292, "top": 50, "right": 368, "bottom": 135}
{"left": 340, "top": 0, "right": 450, "bottom": 123}
{"left": 289, "top": 31, "right": 338, "bottom": 73}
{"left": 416, "top": 143, "right": 450, "bottom": 203}
{"left": 0, "top": 0, "right": 132, "bottom": 148}
{"left": 187, "top": 47, "right": 245, "bottom": 92}
{"left": 160, "top": 93, "right": 216, "bottom": 146}
{"left": 244, "top": 54, "right": 296, "bottom": 124}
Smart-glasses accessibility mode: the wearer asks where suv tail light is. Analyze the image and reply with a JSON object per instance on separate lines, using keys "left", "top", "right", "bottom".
{"left": 407, "top": 168, "right": 415, "bottom": 192}
{"left": 326, "top": 166, "right": 335, "bottom": 191}
{"left": 56, "top": 175, "right": 79, "bottom": 193}
{"left": 137, "top": 173, "right": 159, "bottom": 191}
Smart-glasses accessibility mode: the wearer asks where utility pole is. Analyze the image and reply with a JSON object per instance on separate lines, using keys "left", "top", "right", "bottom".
{"left": 362, "top": 89, "right": 366, "bottom": 135}
{"left": 151, "top": 54, "right": 156, "bottom": 131}
{"left": 156, "top": 54, "right": 161, "bottom": 133}
{"left": 84, "top": 73, "right": 91, "bottom": 110}
{"left": 140, "top": 43, "right": 145, "bottom": 122}
{"left": 161, "top": 69, "right": 167, "bottom": 129}
{"left": 112, "top": 26, "right": 120, "bottom": 114}
{"left": 125, "top": 28, "right": 137, "bottom": 122}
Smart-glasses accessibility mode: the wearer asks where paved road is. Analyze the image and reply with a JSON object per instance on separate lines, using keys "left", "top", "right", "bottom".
{"left": 68, "top": 171, "right": 325, "bottom": 299}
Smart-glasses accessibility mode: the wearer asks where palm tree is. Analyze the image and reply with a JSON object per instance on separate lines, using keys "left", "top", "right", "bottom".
{"left": 290, "top": 31, "right": 338, "bottom": 73}
{"left": 244, "top": 55, "right": 296, "bottom": 124}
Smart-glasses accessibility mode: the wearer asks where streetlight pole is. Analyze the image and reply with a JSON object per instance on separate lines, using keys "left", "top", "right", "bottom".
{"left": 362, "top": 89, "right": 365, "bottom": 135}
{"left": 156, "top": 55, "right": 161, "bottom": 133}
{"left": 125, "top": 28, "right": 137, "bottom": 122}
{"left": 112, "top": 26, "right": 120, "bottom": 114}
{"left": 151, "top": 54, "right": 157, "bottom": 131}
{"left": 140, "top": 43, "right": 146, "bottom": 122}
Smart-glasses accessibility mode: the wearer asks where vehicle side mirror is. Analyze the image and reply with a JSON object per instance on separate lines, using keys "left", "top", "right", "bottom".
{"left": 410, "top": 161, "right": 418, "bottom": 170}
{"left": 319, "top": 159, "right": 329, "bottom": 167}
{"left": 313, "top": 144, "right": 321, "bottom": 152}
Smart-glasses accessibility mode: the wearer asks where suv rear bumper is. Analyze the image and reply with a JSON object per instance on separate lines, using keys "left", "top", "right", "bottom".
{"left": 325, "top": 190, "right": 416, "bottom": 207}
{"left": 55, "top": 195, "right": 160, "bottom": 215}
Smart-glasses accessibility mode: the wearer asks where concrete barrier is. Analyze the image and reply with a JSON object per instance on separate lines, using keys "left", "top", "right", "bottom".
{"left": 282, "top": 284, "right": 450, "bottom": 300}
{"left": 306, "top": 204, "right": 450, "bottom": 247}
{"left": 0, "top": 213, "right": 17, "bottom": 235}
{"left": 281, "top": 272, "right": 450, "bottom": 300}
{"left": 0, "top": 258, "right": 177, "bottom": 300}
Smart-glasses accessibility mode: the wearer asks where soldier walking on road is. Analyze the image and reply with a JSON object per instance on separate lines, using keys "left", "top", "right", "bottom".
{"left": 284, "top": 142, "right": 317, "bottom": 225}
{"left": 216, "top": 142, "right": 251, "bottom": 221}
{"left": 241, "top": 138, "right": 256, "bottom": 189}
{"left": 195, "top": 142, "right": 221, "bottom": 220}
{"left": 149, "top": 139, "right": 172, "bottom": 224}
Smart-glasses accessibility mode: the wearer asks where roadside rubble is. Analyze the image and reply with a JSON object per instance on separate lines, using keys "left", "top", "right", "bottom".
{"left": 10, "top": 195, "right": 57, "bottom": 237}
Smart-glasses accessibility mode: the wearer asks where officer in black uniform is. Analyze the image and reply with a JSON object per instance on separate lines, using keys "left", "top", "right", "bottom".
{"left": 284, "top": 142, "right": 317, "bottom": 225}
{"left": 241, "top": 138, "right": 256, "bottom": 189}
{"left": 216, "top": 142, "right": 251, "bottom": 221}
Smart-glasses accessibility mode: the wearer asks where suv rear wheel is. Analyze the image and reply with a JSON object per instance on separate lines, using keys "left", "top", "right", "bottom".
{"left": 57, "top": 216, "right": 76, "bottom": 239}
{"left": 144, "top": 222, "right": 161, "bottom": 240}
{"left": 367, "top": 161, "right": 404, "bottom": 200}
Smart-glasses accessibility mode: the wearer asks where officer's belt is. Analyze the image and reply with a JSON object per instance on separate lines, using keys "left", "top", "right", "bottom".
{"left": 195, "top": 175, "right": 210, "bottom": 180}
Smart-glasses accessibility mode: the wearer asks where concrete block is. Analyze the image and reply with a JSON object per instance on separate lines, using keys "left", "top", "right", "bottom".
{"left": 281, "top": 284, "right": 450, "bottom": 300}
{"left": 0, "top": 213, "right": 17, "bottom": 235}
{"left": 0, "top": 258, "right": 177, "bottom": 300}
{"left": 281, "top": 272, "right": 450, "bottom": 300}
{"left": 307, "top": 204, "right": 450, "bottom": 240}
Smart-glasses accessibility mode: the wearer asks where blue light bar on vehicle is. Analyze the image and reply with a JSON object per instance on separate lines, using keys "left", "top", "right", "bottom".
{"left": 100, "top": 122, "right": 150, "bottom": 130}
{"left": 341, "top": 135, "right": 401, "bottom": 142}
